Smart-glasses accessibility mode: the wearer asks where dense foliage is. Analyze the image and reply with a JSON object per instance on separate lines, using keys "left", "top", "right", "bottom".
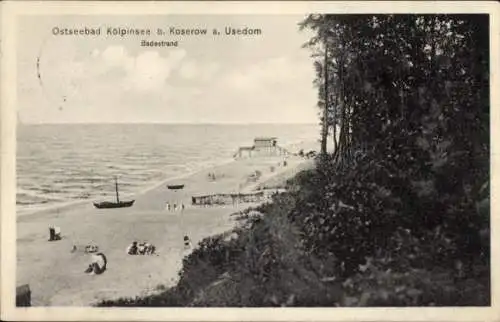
{"left": 97, "top": 14, "right": 489, "bottom": 307}
{"left": 297, "top": 13, "right": 489, "bottom": 276}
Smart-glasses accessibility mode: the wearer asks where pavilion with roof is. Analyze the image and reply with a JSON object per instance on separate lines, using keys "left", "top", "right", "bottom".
{"left": 234, "top": 137, "right": 289, "bottom": 158}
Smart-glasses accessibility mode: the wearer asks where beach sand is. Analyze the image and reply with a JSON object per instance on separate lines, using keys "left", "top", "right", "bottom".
{"left": 16, "top": 142, "right": 317, "bottom": 306}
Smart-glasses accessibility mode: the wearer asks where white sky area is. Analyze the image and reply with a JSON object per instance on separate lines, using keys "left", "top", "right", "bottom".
{"left": 17, "top": 15, "right": 318, "bottom": 124}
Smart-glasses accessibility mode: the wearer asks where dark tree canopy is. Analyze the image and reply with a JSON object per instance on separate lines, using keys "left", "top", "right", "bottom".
{"left": 297, "top": 13, "right": 489, "bottom": 276}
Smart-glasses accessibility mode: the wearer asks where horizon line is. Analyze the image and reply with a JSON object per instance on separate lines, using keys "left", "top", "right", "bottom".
{"left": 20, "top": 122, "right": 319, "bottom": 126}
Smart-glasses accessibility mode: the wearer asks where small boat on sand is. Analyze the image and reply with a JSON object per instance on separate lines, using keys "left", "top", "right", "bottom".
{"left": 94, "top": 200, "right": 135, "bottom": 209}
{"left": 93, "top": 176, "right": 135, "bottom": 209}
{"left": 167, "top": 184, "right": 185, "bottom": 190}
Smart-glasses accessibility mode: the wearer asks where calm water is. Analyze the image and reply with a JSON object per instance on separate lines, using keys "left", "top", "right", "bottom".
{"left": 16, "top": 123, "right": 318, "bottom": 215}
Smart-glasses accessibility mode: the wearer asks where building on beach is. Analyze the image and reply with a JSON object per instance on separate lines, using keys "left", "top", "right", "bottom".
{"left": 234, "top": 137, "right": 289, "bottom": 158}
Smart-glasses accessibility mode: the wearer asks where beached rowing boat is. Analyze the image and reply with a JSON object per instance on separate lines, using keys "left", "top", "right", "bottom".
{"left": 167, "top": 184, "right": 185, "bottom": 190}
{"left": 93, "top": 200, "right": 135, "bottom": 209}
{"left": 93, "top": 176, "right": 135, "bottom": 209}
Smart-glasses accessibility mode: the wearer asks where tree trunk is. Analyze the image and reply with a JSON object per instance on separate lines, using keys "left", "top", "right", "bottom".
{"left": 332, "top": 93, "right": 339, "bottom": 153}
{"left": 336, "top": 49, "right": 348, "bottom": 167}
{"left": 321, "top": 43, "right": 329, "bottom": 156}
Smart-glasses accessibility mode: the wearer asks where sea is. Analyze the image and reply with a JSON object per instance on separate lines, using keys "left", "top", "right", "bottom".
{"left": 16, "top": 123, "right": 319, "bottom": 215}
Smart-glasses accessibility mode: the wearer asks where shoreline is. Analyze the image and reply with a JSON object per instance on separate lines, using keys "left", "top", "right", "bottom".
{"left": 16, "top": 157, "right": 236, "bottom": 220}
{"left": 16, "top": 139, "right": 315, "bottom": 219}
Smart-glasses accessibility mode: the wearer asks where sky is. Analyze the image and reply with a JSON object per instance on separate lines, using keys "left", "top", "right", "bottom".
{"left": 17, "top": 15, "right": 319, "bottom": 124}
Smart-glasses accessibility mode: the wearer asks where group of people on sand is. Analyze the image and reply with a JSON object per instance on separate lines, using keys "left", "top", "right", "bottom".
{"left": 48, "top": 221, "right": 194, "bottom": 277}
{"left": 48, "top": 224, "right": 158, "bottom": 276}
{"left": 165, "top": 202, "right": 185, "bottom": 212}
{"left": 48, "top": 224, "right": 108, "bottom": 275}
{"left": 126, "top": 241, "right": 157, "bottom": 255}
{"left": 207, "top": 172, "right": 218, "bottom": 181}
{"left": 48, "top": 184, "right": 201, "bottom": 276}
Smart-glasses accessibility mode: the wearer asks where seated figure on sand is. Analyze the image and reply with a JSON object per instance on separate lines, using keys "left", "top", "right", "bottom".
{"left": 144, "top": 242, "right": 156, "bottom": 255}
{"left": 127, "top": 241, "right": 138, "bottom": 255}
{"left": 138, "top": 242, "right": 147, "bottom": 255}
{"left": 84, "top": 252, "right": 107, "bottom": 275}
{"left": 48, "top": 225, "right": 62, "bottom": 241}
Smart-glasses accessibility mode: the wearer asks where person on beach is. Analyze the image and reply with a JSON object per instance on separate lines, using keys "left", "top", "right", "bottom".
{"left": 183, "top": 235, "right": 192, "bottom": 250}
{"left": 173, "top": 203, "right": 177, "bottom": 211}
{"left": 181, "top": 203, "right": 185, "bottom": 212}
{"left": 165, "top": 202, "right": 171, "bottom": 211}
{"left": 85, "top": 252, "right": 107, "bottom": 275}
{"left": 144, "top": 242, "right": 156, "bottom": 255}
{"left": 127, "top": 241, "right": 138, "bottom": 255}
{"left": 138, "top": 242, "right": 147, "bottom": 255}
{"left": 48, "top": 226, "right": 55, "bottom": 241}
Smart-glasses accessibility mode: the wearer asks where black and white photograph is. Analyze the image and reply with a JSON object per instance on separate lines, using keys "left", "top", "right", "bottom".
{"left": 1, "top": 1, "right": 499, "bottom": 321}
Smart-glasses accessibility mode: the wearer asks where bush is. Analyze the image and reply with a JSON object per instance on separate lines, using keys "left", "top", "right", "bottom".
{"left": 341, "top": 245, "right": 490, "bottom": 306}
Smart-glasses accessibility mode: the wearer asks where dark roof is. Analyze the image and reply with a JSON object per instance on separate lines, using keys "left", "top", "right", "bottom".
{"left": 254, "top": 137, "right": 277, "bottom": 141}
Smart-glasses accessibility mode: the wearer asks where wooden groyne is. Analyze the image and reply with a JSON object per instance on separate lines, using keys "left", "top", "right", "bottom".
{"left": 191, "top": 191, "right": 269, "bottom": 206}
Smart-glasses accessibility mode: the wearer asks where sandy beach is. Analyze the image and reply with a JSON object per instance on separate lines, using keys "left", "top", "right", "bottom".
{"left": 16, "top": 142, "right": 317, "bottom": 306}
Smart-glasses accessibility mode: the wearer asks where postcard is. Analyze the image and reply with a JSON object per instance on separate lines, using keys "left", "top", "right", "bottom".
{"left": 1, "top": 1, "right": 499, "bottom": 321}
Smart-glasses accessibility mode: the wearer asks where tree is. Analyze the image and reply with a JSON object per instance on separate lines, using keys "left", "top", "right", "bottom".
{"left": 298, "top": 14, "right": 489, "bottom": 273}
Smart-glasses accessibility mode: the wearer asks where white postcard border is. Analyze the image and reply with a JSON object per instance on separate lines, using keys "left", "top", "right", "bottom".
{"left": 1, "top": 1, "right": 499, "bottom": 321}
